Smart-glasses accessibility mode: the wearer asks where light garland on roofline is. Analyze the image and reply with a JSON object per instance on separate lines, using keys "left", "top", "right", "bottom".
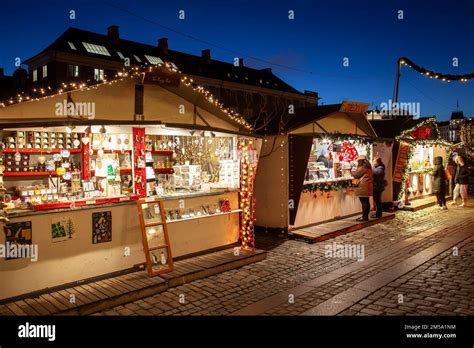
{"left": 399, "top": 57, "right": 474, "bottom": 82}
{"left": 0, "top": 62, "right": 253, "bottom": 131}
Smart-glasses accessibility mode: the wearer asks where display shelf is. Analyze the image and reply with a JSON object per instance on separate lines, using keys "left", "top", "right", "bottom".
{"left": 2, "top": 148, "right": 82, "bottom": 154}
{"left": 90, "top": 168, "right": 132, "bottom": 175}
{"left": 3, "top": 171, "right": 81, "bottom": 177}
{"left": 154, "top": 168, "right": 174, "bottom": 174}
{"left": 166, "top": 209, "right": 242, "bottom": 224}
{"left": 32, "top": 195, "right": 139, "bottom": 211}
{"left": 91, "top": 149, "right": 131, "bottom": 154}
{"left": 150, "top": 150, "right": 173, "bottom": 155}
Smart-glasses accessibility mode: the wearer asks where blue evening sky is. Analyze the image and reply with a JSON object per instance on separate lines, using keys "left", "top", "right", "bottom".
{"left": 0, "top": 0, "right": 473, "bottom": 120}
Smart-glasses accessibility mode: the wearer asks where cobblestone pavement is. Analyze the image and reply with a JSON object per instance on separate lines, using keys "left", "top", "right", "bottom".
{"left": 98, "top": 202, "right": 474, "bottom": 316}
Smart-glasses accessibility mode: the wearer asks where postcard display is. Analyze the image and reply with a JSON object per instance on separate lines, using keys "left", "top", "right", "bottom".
{"left": 0, "top": 124, "right": 245, "bottom": 299}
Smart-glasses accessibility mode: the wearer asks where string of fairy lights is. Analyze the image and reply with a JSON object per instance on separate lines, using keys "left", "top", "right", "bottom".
{"left": 239, "top": 138, "right": 257, "bottom": 250}
{"left": 399, "top": 57, "right": 474, "bottom": 82}
{"left": 0, "top": 62, "right": 253, "bottom": 131}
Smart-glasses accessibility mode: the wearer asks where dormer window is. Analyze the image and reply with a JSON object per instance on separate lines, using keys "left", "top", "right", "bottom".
{"left": 134, "top": 55, "right": 142, "bottom": 63}
{"left": 32, "top": 69, "right": 38, "bottom": 82}
{"left": 144, "top": 55, "right": 163, "bottom": 65}
{"left": 68, "top": 42, "right": 77, "bottom": 50}
{"left": 117, "top": 51, "right": 125, "bottom": 59}
{"left": 82, "top": 42, "right": 111, "bottom": 56}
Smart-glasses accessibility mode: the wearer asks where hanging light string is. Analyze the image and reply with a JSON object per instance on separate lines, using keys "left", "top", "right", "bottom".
{"left": 399, "top": 57, "right": 474, "bottom": 82}
{"left": 0, "top": 62, "right": 253, "bottom": 131}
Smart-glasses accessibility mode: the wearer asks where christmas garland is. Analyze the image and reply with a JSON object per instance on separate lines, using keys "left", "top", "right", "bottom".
{"left": 395, "top": 118, "right": 436, "bottom": 140}
{"left": 302, "top": 179, "right": 352, "bottom": 193}
{"left": 313, "top": 133, "right": 373, "bottom": 146}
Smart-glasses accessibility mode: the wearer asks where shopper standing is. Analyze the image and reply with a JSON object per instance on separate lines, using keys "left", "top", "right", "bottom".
{"left": 432, "top": 156, "right": 447, "bottom": 209}
{"left": 352, "top": 155, "right": 373, "bottom": 222}
{"left": 371, "top": 157, "right": 386, "bottom": 218}
{"left": 450, "top": 155, "right": 470, "bottom": 207}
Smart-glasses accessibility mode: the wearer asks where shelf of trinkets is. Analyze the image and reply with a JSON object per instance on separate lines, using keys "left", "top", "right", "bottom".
{"left": 3, "top": 131, "right": 82, "bottom": 150}
{"left": 1, "top": 149, "right": 81, "bottom": 174}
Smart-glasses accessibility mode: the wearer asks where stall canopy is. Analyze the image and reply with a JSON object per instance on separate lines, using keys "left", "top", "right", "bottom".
{"left": 370, "top": 117, "right": 436, "bottom": 140}
{"left": 0, "top": 64, "right": 253, "bottom": 135}
{"left": 283, "top": 103, "right": 377, "bottom": 137}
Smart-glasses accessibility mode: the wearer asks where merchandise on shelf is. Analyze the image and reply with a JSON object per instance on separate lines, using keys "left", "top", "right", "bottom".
{"left": 304, "top": 138, "right": 369, "bottom": 184}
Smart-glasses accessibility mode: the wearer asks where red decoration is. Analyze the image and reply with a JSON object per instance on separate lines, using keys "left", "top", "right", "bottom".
{"left": 411, "top": 127, "right": 431, "bottom": 140}
{"left": 133, "top": 128, "right": 146, "bottom": 198}
{"left": 220, "top": 199, "right": 231, "bottom": 213}
{"left": 339, "top": 142, "right": 359, "bottom": 162}
{"left": 82, "top": 132, "right": 91, "bottom": 180}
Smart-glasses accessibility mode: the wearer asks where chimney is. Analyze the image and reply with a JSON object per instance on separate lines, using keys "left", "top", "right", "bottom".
{"left": 107, "top": 25, "right": 120, "bottom": 44}
{"left": 238, "top": 58, "right": 244, "bottom": 68}
{"left": 260, "top": 68, "right": 272, "bottom": 74}
{"left": 158, "top": 38, "right": 168, "bottom": 54}
{"left": 202, "top": 49, "right": 211, "bottom": 64}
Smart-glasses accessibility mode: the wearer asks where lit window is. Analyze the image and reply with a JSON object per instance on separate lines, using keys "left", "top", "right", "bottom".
{"left": 94, "top": 68, "right": 105, "bottom": 81}
{"left": 144, "top": 55, "right": 163, "bottom": 65}
{"left": 67, "top": 65, "right": 79, "bottom": 78}
{"left": 82, "top": 42, "right": 111, "bottom": 56}
{"left": 42, "top": 65, "right": 47, "bottom": 78}
{"left": 117, "top": 51, "right": 125, "bottom": 59}
{"left": 32, "top": 69, "right": 38, "bottom": 82}
{"left": 68, "top": 41, "right": 77, "bottom": 50}
{"left": 134, "top": 55, "right": 142, "bottom": 63}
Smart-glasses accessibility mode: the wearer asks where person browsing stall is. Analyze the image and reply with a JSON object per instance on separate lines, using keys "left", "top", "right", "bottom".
{"left": 372, "top": 157, "right": 386, "bottom": 218}
{"left": 351, "top": 155, "right": 373, "bottom": 222}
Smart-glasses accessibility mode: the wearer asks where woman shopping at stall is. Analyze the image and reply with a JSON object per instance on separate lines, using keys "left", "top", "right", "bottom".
{"left": 432, "top": 156, "right": 447, "bottom": 210}
{"left": 352, "top": 155, "right": 373, "bottom": 222}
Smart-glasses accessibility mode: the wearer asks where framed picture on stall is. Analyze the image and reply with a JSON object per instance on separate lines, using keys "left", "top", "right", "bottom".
{"left": 137, "top": 197, "right": 173, "bottom": 276}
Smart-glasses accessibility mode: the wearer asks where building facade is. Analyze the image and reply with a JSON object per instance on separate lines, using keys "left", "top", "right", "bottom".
{"left": 20, "top": 26, "right": 318, "bottom": 134}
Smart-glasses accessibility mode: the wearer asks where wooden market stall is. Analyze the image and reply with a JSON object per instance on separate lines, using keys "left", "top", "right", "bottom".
{"left": 371, "top": 117, "right": 452, "bottom": 207}
{"left": 254, "top": 102, "right": 384, "bottom": 231}
{"left": 0, "top": 64, "right": 261, "bottom": 300}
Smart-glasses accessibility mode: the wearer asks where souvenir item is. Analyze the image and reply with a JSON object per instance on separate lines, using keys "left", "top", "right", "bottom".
{"left": 45, "top": 161, "right": 55, "bottom": 172}
{"left": 53, "top": 154, "right": 62, "bottom": 162}
{"left": 160, "top": 251, "right": 167, "bottom": 265}
{"left": 60, "top": 149, "right": 70, "bottom": 158}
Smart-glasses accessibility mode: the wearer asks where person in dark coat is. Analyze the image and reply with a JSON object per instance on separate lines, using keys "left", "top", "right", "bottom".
{"left": 432, "top": 156, "right": 447, "bottom": 209}
{"left": 371, "top": 157, "right": 386, "bottom": 218}
{"left": 352, "top": 155, "right": 373, "bottom": 222}
{"left": 450, "top": 155, "right": 470, "bottom": 207}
